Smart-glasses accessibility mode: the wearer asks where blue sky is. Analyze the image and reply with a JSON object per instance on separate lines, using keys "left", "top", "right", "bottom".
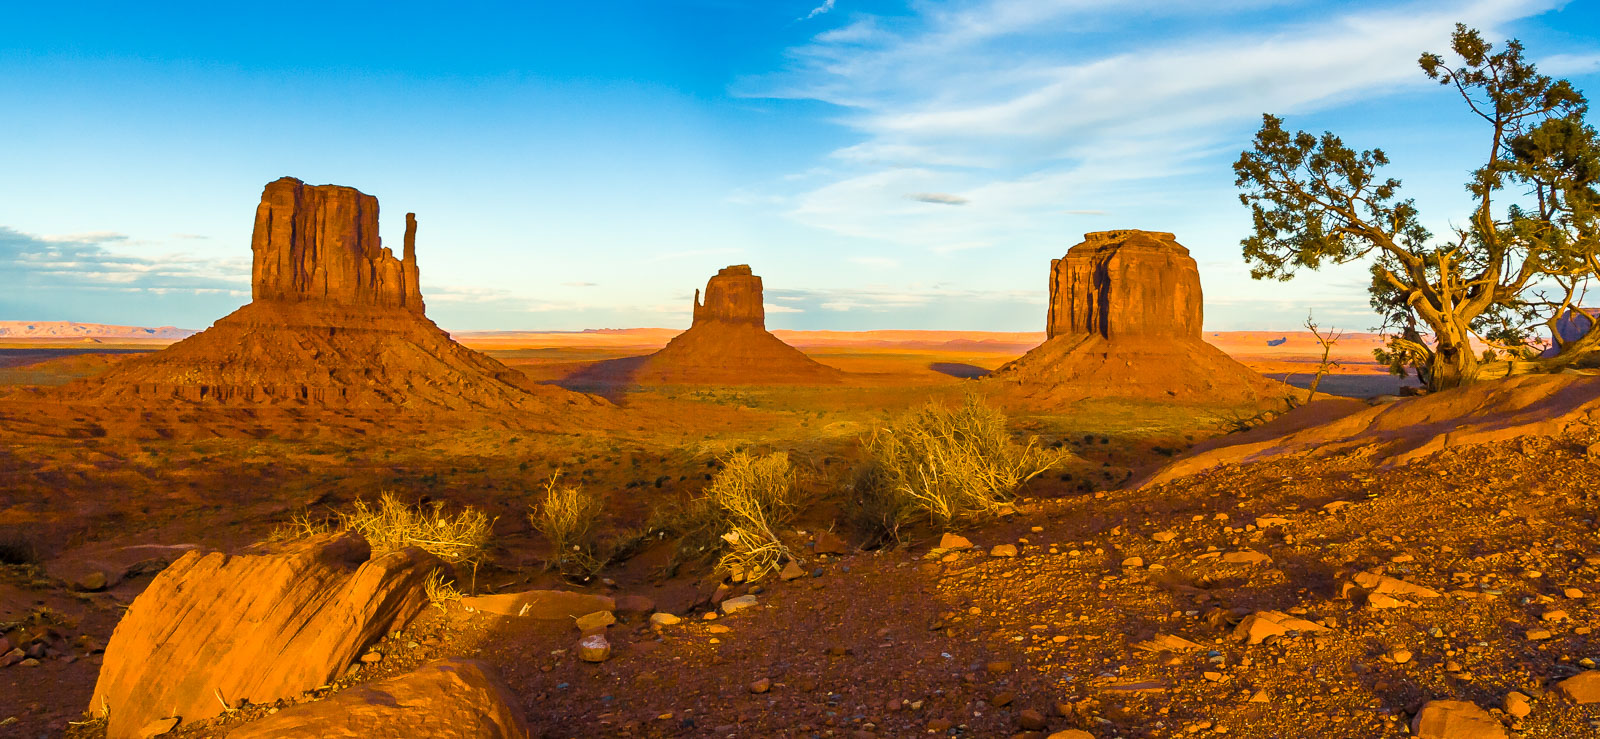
{"left": 3, "top": 0, "right": 1598, "bottom": 332}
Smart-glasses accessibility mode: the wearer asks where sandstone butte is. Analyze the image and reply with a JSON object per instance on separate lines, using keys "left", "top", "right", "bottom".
{"left": 56, "top": 177, "right": 600, "bottom": 413}
{"left": 630, "top": 264, "right": 846, "bottom": 384}
{"left": 989, "top": 229, "right": 1285, "bottom": 405}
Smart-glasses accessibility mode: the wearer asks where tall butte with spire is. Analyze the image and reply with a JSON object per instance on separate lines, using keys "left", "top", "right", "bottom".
{"left": 990, "top": 230, "right": 1283, "bottom": 405}
{"left": 631, "top": 265, "right": 843, "bottom": 384}
{"left": 68, "top": 177, "right": 601, "bottom": 414}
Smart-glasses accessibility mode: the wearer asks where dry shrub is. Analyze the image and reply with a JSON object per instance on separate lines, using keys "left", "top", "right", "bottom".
{"left": 651, "top": 451, "right": 801, "bottom": 582}
{"left": 423, "top": 568, "right": 464, "bottom": 610}
{"left": 344, "top": 492, "right": 495, "bottom": 567}
{"left": 856, "top": 395, "right": 1069, "bottom": 541}
{"left": 528, "top": 473, "right": 606, "bottom": 577}
{"left": 706, "top": 451, "right": 798, "bottom": 582}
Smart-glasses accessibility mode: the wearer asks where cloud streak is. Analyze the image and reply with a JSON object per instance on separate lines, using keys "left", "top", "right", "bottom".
{"left": 749, "top": 0, "right": 1559, "bottom": 252}
{"left": 907, "top": 192, "right": 968, "bottom": 205}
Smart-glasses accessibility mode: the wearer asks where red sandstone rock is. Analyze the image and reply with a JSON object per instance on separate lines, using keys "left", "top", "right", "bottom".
{"left": 693, "top": 265, "right": 764, "bottom": 325}
{"left": 252, "top": 177, "right": 423, "bottom": 311}
{"left": 89, "top": 532, "right": 440, "bottom": 739}
{"left": 227, "top": 658, "right": 531, "bottom": 739}
{"left": 992, "top": 230, "right": 1282, "bottom": 406}
{"left": 1047, "top": 230, "right": 1200, "bottom": 340}
{"left": 60, "top": 177, "right": 603, "bottom": 414}
{"left": 459, "top": 589, "right": 615, "bottom": 619}
{"left": 632, "top": 265, "right": 843, "bottom": 385}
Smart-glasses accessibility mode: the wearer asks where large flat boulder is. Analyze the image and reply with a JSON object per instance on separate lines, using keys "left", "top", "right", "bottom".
{"left": 90, "top": 532, "right": 440, "bottom": 739}
{"left": 227, "top": 658, "right": 530, "bottom": 739}
{"left": 460, "top": 589, "right": 614, "bottom": 619}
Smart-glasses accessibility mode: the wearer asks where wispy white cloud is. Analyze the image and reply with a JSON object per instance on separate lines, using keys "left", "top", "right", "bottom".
{"left": 764, "top": 302, "right": 804, "bottom": 313}
{"left": 1540, "top": 51, "right": 1600, "bottom": 75}
{"left": 802, "top": 0, "right": 837, "bottom": 21}
{"left": 848, "top": 255, "right": 900, "bottom": 268}
{"left": 1, "top": 226, "right": 247, "bottom": 296}
{"left": 748, "top": 0, "right": 1559, "bottom": 251}
{"left": 907, "top": 192, "right": 968, "bottom": 205}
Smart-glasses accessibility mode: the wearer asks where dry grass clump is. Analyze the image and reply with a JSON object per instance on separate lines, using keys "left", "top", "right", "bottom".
{"left": 855, "top": 395, "right": 1069, "bottom": 542}
{"left": 706, "top": 451, "right": 798, "bottom": 582}
{"left": 344, "top": 492, "right": 494, "bottom": 567}
{"left": 528, "top": 473, "right": 606, "bottom": 577}
{"left": 423, "top": 569, "right": 465, "bottom": 610}
{"left": 650, "top": 451, "right": 801, "bottom": 582}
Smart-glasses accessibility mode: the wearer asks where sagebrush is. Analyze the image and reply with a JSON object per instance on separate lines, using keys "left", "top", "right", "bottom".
{"left": 855, "top": 395, "right": 1068, "bottom": 542}
{"left": 528, "top": 473, "right": 607, "bottom": 577}
{"left": 651, "top": 451, "right": 801, "bottom": 582}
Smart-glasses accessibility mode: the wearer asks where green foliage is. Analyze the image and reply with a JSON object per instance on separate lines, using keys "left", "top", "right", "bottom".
{"left": 854, "top": 396, "right": 1069, "bottom": 543}
{"left": 1236, "top": 24, "right": 1599, "bottom": 390}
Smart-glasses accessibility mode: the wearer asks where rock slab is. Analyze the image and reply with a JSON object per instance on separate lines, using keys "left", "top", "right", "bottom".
{"left": 90, "top": 533, "right": 439, "bottom": 739}
{"left": 227, "top": 658, "right": 530, "bottom": 739}
{"left": 1410, "top": 700, "right": 1507, "bottom": 739}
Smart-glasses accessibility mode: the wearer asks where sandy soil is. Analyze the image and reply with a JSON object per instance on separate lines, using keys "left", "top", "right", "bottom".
{"left": 1, "top": 331, "right": 1563, "bottom": 739}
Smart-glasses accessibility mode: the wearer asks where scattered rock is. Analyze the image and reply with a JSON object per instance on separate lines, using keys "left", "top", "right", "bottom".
{"left": 1047, "top": 732, "right": 1094, "bottom": 739}
{"left": 574, "top": 611, "right": 615, "bottom": 632}
{"left": 227, "top": 658, "right": 530, "bottom": 738}
{"left": 1221, "top": 550, "right": 1272, "bottom": 566}
{"left": 780, "top": 560, "right": 806, "bottom": 581}
{"left": 577, "top": 635, "right": 611, "bottom": 663}
{"left": 937, "top": 533, "right": 973, "bottom": 551}
{"left": 1018, "top": 708, "right": 1047, "bottom": 731}
{"left": 749, "top": 678, "right": 771, "bottom": 694}
{"left": 990, "top": 544, "right": 1019, "bottom": 558}
{"left": 649, "top": 612, "right": 682, "bottom": 627}
{"left": 75, "top": 571, "right": 110, "bottom": 592}
{"left": 1389, "top": 648, "right": 1413, "bottom": 664}
{"left": 1152, "top": 531, "right": 1177, "bottom": 543}
{"left": 721, "top": 595, "right": 759, "bottom": 614}
{"left": 1556, "top": 671, "right": 1600, "bottom": 704}
{"left": 1121, "top": 556, "right": 1144, "bottom": 569}
{"left": 1410, "top": 700, "right": 1507, "bottom": 739}
{"left": 1233, "top": 611, "right": 1329, "bottom": 645}
{"left": 1132, "top": 633, "right": 1204, "bottom": 653}
{"left": 1504, "top": 692, "right": 1532, "bottom": 718}
{"left": 1349, "top": 571, "right": 1441, "bottom": 599}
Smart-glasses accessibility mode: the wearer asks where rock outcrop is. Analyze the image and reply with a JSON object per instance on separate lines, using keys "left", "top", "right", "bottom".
{"left": 61, "top": 177, "right": 601, "bottom": 413}
{"left": 1047, "top": 230, "right": 1201, "bottom": 340}
{"left": 227, "top": 658, "right": 531, "bottom": 739}
{"left": 693, "top": 265, "right": 764, "bottom": 325}
{"left": 991, "top": 230, "right": 1282, "bottom": 406}
{"left": 628, "top": 265, "right": 844, "bottom": 385}
{"left": 251, "top": 177, "right": 423, "bottom": 311}
{"left": 1139, "top": 373, "right": 1600, "bottom": 487}
{"left": 89, "top": 532, "right": 440, "bottom": 739}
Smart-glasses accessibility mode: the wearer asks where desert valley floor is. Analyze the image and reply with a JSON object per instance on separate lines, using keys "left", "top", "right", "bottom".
{"left": 6, "top": 326, "right": 1600, "bottom": 738}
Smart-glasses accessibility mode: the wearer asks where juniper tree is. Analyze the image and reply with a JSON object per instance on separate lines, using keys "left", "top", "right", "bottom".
{"left": 1234, "top": 24, "right": 1599, "bottom": 390}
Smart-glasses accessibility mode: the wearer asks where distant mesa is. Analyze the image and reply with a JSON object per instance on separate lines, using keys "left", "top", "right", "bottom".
{"left": 60, "top": 177, "right": 600, "bottom": 413}
{"left": 627, "top": 265, "right": 844, "bottom": 385}
{"left": 991, "top": 230, "right": 1284, "bottom": 405}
